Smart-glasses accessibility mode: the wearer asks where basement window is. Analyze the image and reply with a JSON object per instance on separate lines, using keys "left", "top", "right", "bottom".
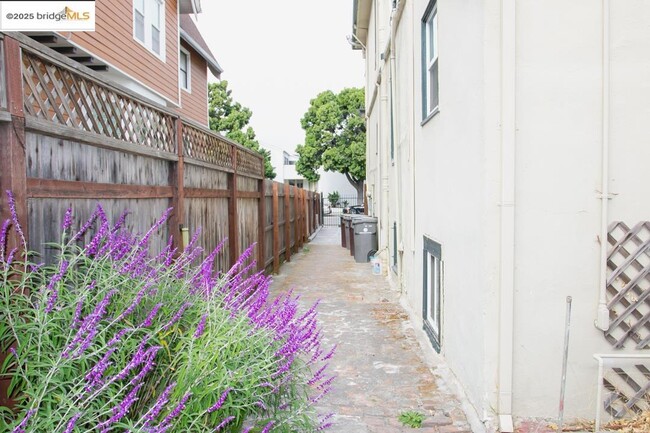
{"left": 423, "top": 236, "right": 442, "bottom": 352}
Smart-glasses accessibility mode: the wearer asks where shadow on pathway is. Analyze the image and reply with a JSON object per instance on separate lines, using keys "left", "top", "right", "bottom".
{"left": 270, "top": 227, "right": 475, "bottom": 433}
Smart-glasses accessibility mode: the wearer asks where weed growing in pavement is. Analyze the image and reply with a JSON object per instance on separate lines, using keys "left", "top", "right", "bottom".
{"left": 398, "top": 410, "right": 426, "bottom": 428}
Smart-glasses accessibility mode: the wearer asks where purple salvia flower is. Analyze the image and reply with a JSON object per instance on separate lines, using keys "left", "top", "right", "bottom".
{"left": 208, "top": 387, "right": 232, "bottom": 413}
{"left": 128, "top": 346, "right": 160, "bottom": 385}
{"left": 112, "top": 209, "right": 130, "bottom": 233}
{"left": 116, "top": 283, "right": 153, "bottom": 322}
{"left": 108, "top": 328, "right": 132, "bottom": 347}
{"left": 45, "top": 260, "right": 69, "bottom": 313}
{"left": 184, "top": 227, "right": 202, "bottom": 252}
{"left": 144, "top": 382, "right": 176, "bottom": 427}
{"left": 307, "top": 363, "right": 329, "bottom": 386}
{"left": 138, "top": 207, "right": 172, "bottom": 248}
{"left": 139, "top": 303, "right": 163, "bottom": 328}
{"left": 72, "top": 297, "right": 85, "bottom": 329}
{"left": 11, "top": 408, "right": 35, "bottom": 433}
{"left": 0, "top": 219, "right": 10, "bottom": 261}
{"left": 317, "top": 375, "right": 337, "bottom": 391}
{"left": 98, "top": 383, "right": 143, "bottom": 433}
{"left": 193, "top": 314, "right": 208, "bottom": 338}
{"left": 85, "top": 347, "right": 116, "bottom": 391}
{"left": 260, "top": 421, "right": 275, "bottom": 433}
{"left": 63, "top": 412, "right": 82, "bottom": 433}
{"left": 70, "top": 208, "right": 99, "bottom": 242}
{"left": 214, "top": 416, "right": 236, "bottom": 432}
{"left": 321, "top": 345, "right": 337, "bottom": 361}
{"left": 62, "top": 208, "right": 73, "bottom": 231}
{"left": 255, "top": 400, "right": 267, "bottom": 411}
{"left": 161, "top": 302, "right": 192, "bottom": 331}
{"left": 5, "top": 248, "right": 17, "bottom": 269}
{"left": 114, "top": 337, "right": 150, "bottom": 381}
{"left": 64, "top": 290, "right": 116, "bottom": 358}
{"left": 5, "top": 191, "right": 25, "bottom": 246}
{"left": 161, "top": 392, "right": 192, "bottom": 426}
{"left": 241, "top": 427, "right": 253, "bottom": 433}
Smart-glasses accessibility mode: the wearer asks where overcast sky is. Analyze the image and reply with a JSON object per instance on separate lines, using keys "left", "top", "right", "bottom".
{"left": 194, "top": 1, "right": 365, "bottom": 156}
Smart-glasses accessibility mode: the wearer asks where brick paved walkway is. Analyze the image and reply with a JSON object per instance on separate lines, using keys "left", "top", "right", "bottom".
{"left": 270, "top": 227, "right": 475, "bottom": 433}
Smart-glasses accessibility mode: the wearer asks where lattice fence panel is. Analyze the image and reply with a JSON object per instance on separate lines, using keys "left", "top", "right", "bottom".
{"left": 605, "top": 222, "right": 650, "bottom": 349}
{"left": 601, "top": 364, "right": 650, "bottom": 420}
{"left": 236, "top": 147, "right": 263, "bottom": 178}
{"left": 181, "top": 122, "right": 233, "bottom": 170}
{"left": 21, "top": 51, "right": 176, "bottom": 154}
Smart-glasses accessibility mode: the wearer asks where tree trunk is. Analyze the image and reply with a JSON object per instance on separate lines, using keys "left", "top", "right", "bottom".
{"left": 343, "top": 173, "right": 365, "bottom": 204}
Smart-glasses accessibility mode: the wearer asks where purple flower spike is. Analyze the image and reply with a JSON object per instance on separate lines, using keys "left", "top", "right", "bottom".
{"left": 139, "top": 303, "right": 163, "bottom": 328}
{"left": 260, "top": 420, "right": 275, "bottom": 433}
{"left": 11, "top": 408, "right": 36, "bottom": 433}
{"left": 194, "top": 314, "right": 208, "bottom": 338}
{"left": 0, "top": 219, "right": 11, "bottom": 261}
{"left": 5, "top": 191, "right": 25, "bottom": 246}
{"left": 214, "top": 416, "right": 236, "bottom": 432}
{"left": 62, "top": 208, "right": 73, "bottom": 231}
{"left": 45, "top": 260, "right": 69, "bottom": 313}
{"left": 144, "top": 382, "right": 176, "bottom": 427}
{"left": 161, "top": 392, "right": 192, "bottom": 426}
{"left": 208, "top": 387, "right": 232, "bottom": 413}
{"left": 63, "top": 412, "right": 82, "bottom": 433}
{"left": 162, "top": 302, "right": 192, "bottom": 331}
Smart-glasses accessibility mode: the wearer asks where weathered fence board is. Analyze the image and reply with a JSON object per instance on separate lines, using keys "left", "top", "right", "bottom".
{"left": 0, "top": 32, "right": 321, "bottom": 274}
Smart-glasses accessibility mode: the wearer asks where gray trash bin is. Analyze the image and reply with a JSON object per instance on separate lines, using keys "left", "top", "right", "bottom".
{"left": 340, "top": 215, "right": 347, "bottom": 248}
{"left": 342, "top": 215, "right": 356, "bottom": 251}
{"left": 352, "top": 217, "right": 378, "bottom": 263}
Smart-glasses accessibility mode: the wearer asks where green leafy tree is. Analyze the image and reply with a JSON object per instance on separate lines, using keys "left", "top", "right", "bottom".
{"left": 208, "top": 81, "right": 276, "bottom": 179}
{"left": 296, "top": 87, "right": 366, "bottom": 200}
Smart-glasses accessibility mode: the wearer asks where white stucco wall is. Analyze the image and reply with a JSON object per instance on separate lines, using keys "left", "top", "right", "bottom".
{"left": 408, "top": 0, "right": 499, "bottom": 421}
{"left": 511, "top": 0, "right": 650, "bottom": 419}
{"left": 359, "top": 0, "right": 650, "bottom": 426}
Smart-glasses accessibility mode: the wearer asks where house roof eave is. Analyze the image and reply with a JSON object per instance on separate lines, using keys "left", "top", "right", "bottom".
{"left": 180, "top": 28, "right": 223, "bottom": 78}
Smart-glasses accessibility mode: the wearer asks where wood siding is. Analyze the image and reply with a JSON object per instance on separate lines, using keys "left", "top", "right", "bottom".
{"left": 179, "top": 41, "right": 208, "bottom": 126}
{"left": 70, "top": 0, "right": 179, "bottom": 105}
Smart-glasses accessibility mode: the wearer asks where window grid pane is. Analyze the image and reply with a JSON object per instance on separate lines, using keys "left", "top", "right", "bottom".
{"left": 152, "top": 26, "right": 160, "bottom": 54}
{"left": 135, "top": 11, "right": 144, "bottom": 42}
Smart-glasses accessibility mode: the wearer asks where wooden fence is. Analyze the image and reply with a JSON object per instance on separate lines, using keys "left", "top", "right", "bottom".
{"left": 0, "top": 32, "right": 321, "bottom": 275}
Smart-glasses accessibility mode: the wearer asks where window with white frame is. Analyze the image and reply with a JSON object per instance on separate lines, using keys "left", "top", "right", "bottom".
{"left": 422, "top": 1, "right": 439, "bottom": 119}
{"left": 423, "top": 236, "right": 442, "bottom": 352}
{"left": 134, "top": 0, "right": 165, "bottom": 59}
{"left": 179, "top": 48, "right": 190, "bottom": 91}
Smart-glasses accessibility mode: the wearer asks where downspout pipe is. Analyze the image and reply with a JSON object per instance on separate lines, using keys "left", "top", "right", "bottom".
{"left": 498, "top": 0, "right": 516, "bottom": 431}
{"left": 595, "top": 0, "right": 610, "bottom": 332}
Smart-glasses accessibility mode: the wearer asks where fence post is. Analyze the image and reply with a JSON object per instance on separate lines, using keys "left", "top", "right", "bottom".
{"left": 170, "top": 118, "right": 185, "bottom": 252}
{"left": 257, "top": 177, "right": 266, "bottom": 272}
{"left": 300, "top": 189, "right": 309, "bottom": 243}
{"left": 0, "top": 35, "right": 27, "bottom": 411}
{"left": 294, "top": 187, "right": 300, "bottom": 250}
{"left": 272, "top": 182, "right": 280, "bottom": 273}
{"left": 284, "top": 182, "right": 291, "bottom": 262}
{"left": 228, "top": 147, "right": 239, "bottom": 268}
{"left": 0, "top": 36, "right": 28, "bottom": 246}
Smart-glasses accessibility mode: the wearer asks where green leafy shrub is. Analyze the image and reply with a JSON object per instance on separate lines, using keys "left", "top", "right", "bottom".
{"left": 0, "top": 193, "right": 335, "bottom": 432}
{"left": 327, "top": 192, "right": 340, "bottom": 208}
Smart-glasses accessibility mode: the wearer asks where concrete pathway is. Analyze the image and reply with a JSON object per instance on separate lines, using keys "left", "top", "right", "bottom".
{"left": 270, "top": 227, "right": 475, "bottom": 433}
